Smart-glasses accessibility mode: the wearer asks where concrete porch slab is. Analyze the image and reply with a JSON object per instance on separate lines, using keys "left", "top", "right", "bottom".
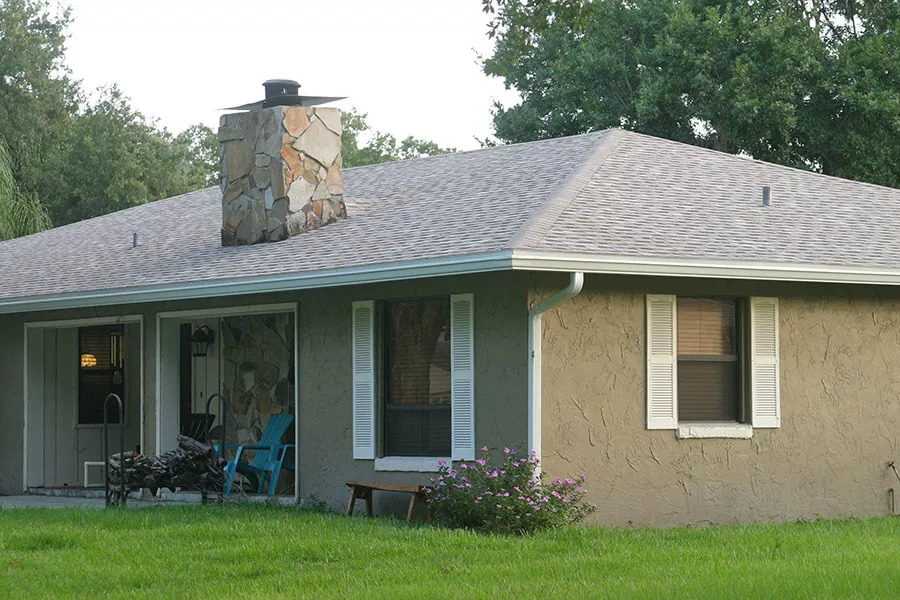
{"left": 0, "top": 495, "right": 105, "bottom": 509}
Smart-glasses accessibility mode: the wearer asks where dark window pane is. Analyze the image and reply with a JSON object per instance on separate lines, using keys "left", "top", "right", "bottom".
{"left": 678, "top": 360, "right": 739, "bottom": 421}
{"left": 676, "top": 298, "right": 739, "bottom": 422}
{"left": 384, "top": 299, "right": 451, "bottom": 456}
{"left": 78, "top": 325, "right": 125, "bottom": 424}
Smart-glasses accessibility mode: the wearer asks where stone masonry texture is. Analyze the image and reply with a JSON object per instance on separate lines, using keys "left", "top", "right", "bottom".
{"left": 219, "top": 106, "right": 347, "bottom": 245}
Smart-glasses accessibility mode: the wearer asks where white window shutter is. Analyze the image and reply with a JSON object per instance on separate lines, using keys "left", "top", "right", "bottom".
{"left": 352, "top": 300, "right": 376, "bottom": 459}
{"left": 450, "top": 293, "right": 475, "bottom": 460}
{"left": 750, "top": 297, "right": 780, "bottom": 428}
{"left": 646, "top": 295, "right": 678, "bottom": 429}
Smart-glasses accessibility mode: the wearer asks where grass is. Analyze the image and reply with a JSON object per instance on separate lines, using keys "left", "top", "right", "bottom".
{"left": 0, "top": 506, "right": 897, "bottom": 599}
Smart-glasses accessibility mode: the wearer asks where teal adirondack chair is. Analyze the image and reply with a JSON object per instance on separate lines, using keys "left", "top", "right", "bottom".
{"left": 218, "top": 413, "right": 295, "bottom": 496}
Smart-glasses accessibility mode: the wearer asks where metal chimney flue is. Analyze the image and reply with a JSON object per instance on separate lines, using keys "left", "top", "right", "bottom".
{"left": 263, "top": 79, "right": 300, "bottom": 100}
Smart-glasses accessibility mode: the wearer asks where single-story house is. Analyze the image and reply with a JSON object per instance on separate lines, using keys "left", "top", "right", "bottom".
{"left": 1, "top": 83, "right": 898, "bottom": 526}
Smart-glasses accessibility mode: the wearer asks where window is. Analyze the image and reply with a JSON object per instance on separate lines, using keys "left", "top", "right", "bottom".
{"left": 383, "top": 299, "right": 451, "bottom": 457}
{"left": 78, "top": 325, "right": 125, "bottom": 424}
{"left": 352, "top": 295, "right": 475, "bottom": 464}
{"left": 676, "top": 297, "right": 741, "bottom": 422}
{"left": 646, "top": 295, "right": 780, "bottom": 434}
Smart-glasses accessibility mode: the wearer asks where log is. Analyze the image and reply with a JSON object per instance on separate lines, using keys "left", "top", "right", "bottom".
{"left": 107, "top": 435, "right": 228, "bottom": 494}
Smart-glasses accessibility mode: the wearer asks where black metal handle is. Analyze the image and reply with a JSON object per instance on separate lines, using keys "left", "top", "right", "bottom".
{"left": 202, "top": 393, "right": 227, "bottom": 504}
{"left": 102, "top": 393, "right": 125, "bottom": 507}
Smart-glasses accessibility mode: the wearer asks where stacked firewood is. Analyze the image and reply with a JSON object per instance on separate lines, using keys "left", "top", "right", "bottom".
{"left": 107, "top": 435, "right": 228, "bottom": 493}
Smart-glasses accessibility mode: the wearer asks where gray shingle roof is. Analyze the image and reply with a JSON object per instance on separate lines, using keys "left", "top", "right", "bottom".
{"left": 1, "top": 129, "right": 897, "bottom": 306}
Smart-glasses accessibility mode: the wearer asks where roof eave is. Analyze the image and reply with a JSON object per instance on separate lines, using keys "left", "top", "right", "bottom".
{"left": 0, "top": 251, "right": 514, "bottom": 315}
{"left": 5, "top": 249, "right": 900, "bottom": 316}
{"left": 511, "top": 250, "right": 900, "bottom": 286}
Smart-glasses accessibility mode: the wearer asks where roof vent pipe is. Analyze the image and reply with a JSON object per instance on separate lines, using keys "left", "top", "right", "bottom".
{"left": 762, "top": 186, "right": 772, "bottom": 207}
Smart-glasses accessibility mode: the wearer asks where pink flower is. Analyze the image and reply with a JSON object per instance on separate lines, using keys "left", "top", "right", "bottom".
{"left": 503, "top": 447, "right": 510, "bottom": 454}
{"left": 437, "top": 460, "right": 447, "bottom": 467}
{"left": 481, "top": 446, "right": 488, "bottom": 452}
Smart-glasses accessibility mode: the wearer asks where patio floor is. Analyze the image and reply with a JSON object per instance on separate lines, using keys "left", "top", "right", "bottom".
{"left": 0, "top": 495, "right": 105, "bottom": 509}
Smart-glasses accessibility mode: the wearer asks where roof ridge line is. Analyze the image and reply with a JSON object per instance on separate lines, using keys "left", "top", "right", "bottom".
{"left": 509, "top": 129, "right": 626, "bottom": 250}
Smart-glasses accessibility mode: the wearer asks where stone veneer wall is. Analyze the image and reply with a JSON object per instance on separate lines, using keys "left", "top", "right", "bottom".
{"left": 218, "top": 106, "right": 346, "bottom": 245}
{"left": 220, "top": 314, "right": 295, "bottom": 457}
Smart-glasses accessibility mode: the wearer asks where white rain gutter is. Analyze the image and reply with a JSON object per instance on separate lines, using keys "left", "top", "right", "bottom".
{"left": 528, "top": 271, "right": 584, "bottom": 463}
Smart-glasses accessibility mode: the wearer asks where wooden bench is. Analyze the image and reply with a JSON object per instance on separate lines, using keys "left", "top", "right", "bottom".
{"left": 345, "top": 480, "right": 430, "bottom": 522}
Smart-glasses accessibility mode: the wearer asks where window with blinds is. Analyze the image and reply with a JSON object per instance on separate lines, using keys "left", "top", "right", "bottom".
{"left": 676, "top": 297, "right": 740, "bottom": 422}
{"left": 383, "top": 299, "right": 451, "bottom": 456}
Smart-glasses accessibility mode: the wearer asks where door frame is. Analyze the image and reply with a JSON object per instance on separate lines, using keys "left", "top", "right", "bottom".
{"left": 22, "top": 315, "right": 144, "bottom": 491}
{"left": 155, "top": 302, "right": 300, "bottom": 500}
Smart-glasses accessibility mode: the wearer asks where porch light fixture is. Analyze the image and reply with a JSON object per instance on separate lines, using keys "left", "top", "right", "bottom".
{"left": 190, "top": 325, "right": 215, "bottom": 357}
{"left": 80, "top": 353, "right": 98, "bottom": 368}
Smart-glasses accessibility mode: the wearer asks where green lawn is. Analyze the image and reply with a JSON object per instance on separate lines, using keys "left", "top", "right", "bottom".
{"left": 0, "top": 506, "right": 897, "bottom": 599}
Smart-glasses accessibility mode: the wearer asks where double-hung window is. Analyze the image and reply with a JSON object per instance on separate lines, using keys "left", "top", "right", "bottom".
{"left": 383, "top": 298, "right": 452, "bottom": 457}
{"left": 352, "top": 294, "right": 475, "bottom": 467}
{"left": 647, "top": 295, "right": 779, "bottom": 437}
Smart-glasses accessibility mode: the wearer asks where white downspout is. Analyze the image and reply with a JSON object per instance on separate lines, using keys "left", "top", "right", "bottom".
{"left": 528, "top": 272, "right": 584, "bottom": 463}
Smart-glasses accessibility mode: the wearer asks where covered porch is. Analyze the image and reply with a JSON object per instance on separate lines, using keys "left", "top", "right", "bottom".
{"left": 22, "top": 302, "right": 299, "bottom": 501}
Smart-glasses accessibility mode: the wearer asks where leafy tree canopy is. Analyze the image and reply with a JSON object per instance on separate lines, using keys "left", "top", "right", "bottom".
{"left": 481, "top": 0, "right": 899, "bottom": 187}
{"left": 0, "top": 136, "right": 51, "bottom": 240}
{"left": 341, "top": 108, "right": 455, "bottom": 168}
{"left": 0, "top": 0, "right": 217, "bottom": 233}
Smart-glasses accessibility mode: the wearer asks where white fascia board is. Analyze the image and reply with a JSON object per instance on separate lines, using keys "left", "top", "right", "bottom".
{"left": 7, "top": 247, "right": 900, "bottom": 316}
{"left": 0, "top": 251, "right": 514, "bottom": 315}
{"left": 510, "top": 250, "right": 900, "bottom": 286}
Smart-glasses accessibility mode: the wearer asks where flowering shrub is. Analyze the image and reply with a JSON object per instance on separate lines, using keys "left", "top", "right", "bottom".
{"left": 425, "top": 446, "right": 596, "bottom": 534}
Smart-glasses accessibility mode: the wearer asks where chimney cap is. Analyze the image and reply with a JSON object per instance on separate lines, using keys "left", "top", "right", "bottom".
{"left": 223, "top": 79, "right": 346, "bottom": 111}
{"left": 263, "top": 79, "right": 300, "bottom": 99}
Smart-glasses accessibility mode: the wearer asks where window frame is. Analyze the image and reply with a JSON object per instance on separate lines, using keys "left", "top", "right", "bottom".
{"left": 646, "top": 294, "right": 779, "bottom": 438}
{"left": 675, "top": 296, "right": 747, "bottom": 425}
{"left": 77, "top": 324, "right": 126, "bottom": 426}
{"left": 378, "top": 295, "right": 453, "bottom": 460}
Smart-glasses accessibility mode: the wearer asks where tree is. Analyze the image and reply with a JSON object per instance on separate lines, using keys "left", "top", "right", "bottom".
{"left": 0, "top": 137, "right": 51, "bottom": 240}
{"left": 341, "top": 109, "right": 455, "bottom": 168}
{"left": 0, "top": 0, "right": 78, "bottom": 206}
{"left": 50, "top": 86, "right": 218, "bottom": 224}
{"left": 481, "top": 0, "right": 899, "bottom": 187}
{"left": 173, "top": 124, "right": 219, "bottom": 189}
{"left": 0, "top": 0, "right": 220, "bottom": 232}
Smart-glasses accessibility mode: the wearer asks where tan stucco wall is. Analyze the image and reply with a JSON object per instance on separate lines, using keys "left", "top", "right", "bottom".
{"left": 537, "top": 273, "right": 900, "bottom": 527}
{"left": 0, "top": 272, "right": 530, "bottom": 516}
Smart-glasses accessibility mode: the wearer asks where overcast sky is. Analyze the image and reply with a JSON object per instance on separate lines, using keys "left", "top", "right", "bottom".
{"left": 63, "top": 0, "right": 519, "bottom": 150}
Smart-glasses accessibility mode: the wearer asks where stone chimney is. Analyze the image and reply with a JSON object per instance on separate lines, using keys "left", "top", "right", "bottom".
{"left": 218, "top": 80, "right": 346, "bottom": 245}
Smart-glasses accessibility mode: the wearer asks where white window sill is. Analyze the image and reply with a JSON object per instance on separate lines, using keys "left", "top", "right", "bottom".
{"left": 676, "top": 423, "right": 753, "bottom": 439}
{"left": 374, "top": 457, "right": 449, "bottom": 472}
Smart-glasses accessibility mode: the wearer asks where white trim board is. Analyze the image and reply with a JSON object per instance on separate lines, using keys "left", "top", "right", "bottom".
{"left": 374, "top": 457, "right": 448, "bottom": 473}
{"left": 6, "top": 249, "right": 900, "bottom": 316}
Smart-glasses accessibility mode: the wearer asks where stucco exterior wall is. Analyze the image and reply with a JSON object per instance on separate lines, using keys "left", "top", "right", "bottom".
{"left": 0, "top": 272, "right": 530, "bottom": 515}
{"left": 537, "top": 273, "right": 900, "bottom": 527}
{"left": 0, "top": 314, "right": 25, "bottom": 492}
